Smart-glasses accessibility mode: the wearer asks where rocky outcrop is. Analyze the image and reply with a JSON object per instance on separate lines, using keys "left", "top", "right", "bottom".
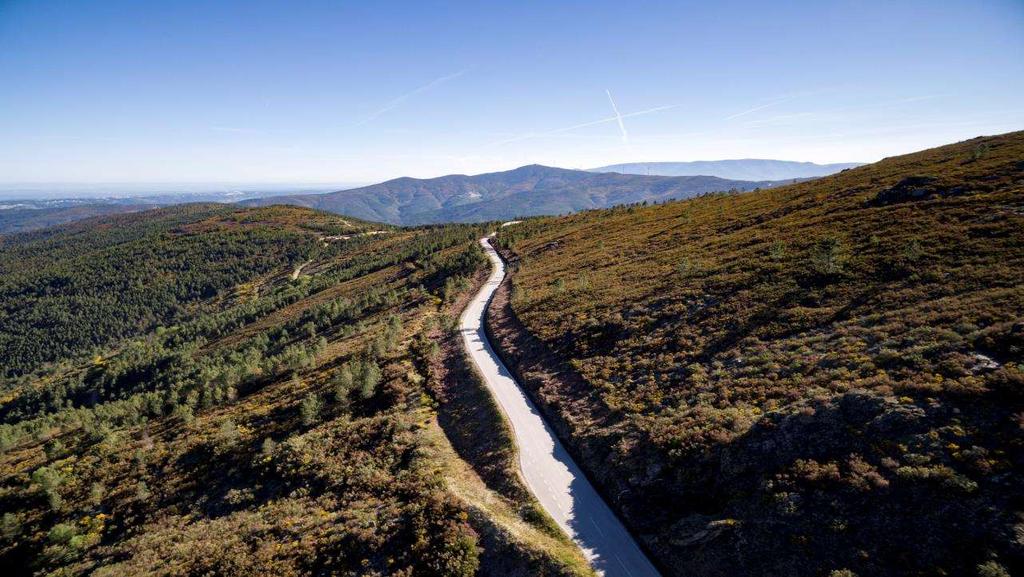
{"left": 870, "top": 175, "right": 968, "bottom": 205}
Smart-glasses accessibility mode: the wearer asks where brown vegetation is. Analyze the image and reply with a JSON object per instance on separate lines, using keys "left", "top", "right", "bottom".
{"left": 492, "top": 132, "right": 1024, "bottom": 576}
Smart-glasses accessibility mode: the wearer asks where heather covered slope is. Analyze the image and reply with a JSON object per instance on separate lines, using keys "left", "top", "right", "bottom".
{"left": 242, "top": 164, "right": 781, "bottom": 225}
{"left": 493, "top": 132, "right": 1024, "bottom": 576}
{"left": 0, "top": 205, "right": 591, "bottom": 576}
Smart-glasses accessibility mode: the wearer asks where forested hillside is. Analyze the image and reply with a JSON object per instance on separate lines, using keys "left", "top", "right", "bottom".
{"left": 492, "top": 132, "right": 1024, "bottom": 576}
{"left": 0, "top": 205, "right": 590, "bottom": 576}
{"left": 0, "top": 204, "right": 341, "bottom": 378}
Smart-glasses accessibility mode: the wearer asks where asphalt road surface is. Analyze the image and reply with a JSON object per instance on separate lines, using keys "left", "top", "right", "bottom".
{"left": 459, "top": 234, "right": 662, "bottom": 577}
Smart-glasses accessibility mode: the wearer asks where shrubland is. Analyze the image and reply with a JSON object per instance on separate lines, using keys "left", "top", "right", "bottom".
{"left": 492, "top": 132, "right": 1024, "bottom": 576}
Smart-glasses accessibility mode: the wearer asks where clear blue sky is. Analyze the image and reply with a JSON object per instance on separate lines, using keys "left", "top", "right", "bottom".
{"left": 2, "top": 0, "right": 1022, "bottom": 184}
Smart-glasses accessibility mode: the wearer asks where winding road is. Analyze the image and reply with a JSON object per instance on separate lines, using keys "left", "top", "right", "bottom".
{"left": 459, "top": 234, "right": 662, "bottom": 577}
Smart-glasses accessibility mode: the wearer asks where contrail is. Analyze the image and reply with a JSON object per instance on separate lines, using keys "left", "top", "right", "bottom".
{"left": 487, "top": 103, "right": 677, "bottom": 147}
{"left": 740, "top": 94, "right": 945, "bottom": 127}
{"left": 606, "top": 89, "right": 629, "bottom": 144}
{"left": 726, "top": 93, "right": 940, "bottom": 125}
{"left": 548, "top": 104, "right": 676, "bottom": 133}
{"left": 725, "top": 96, "right": 792, "bottom": 120}
{"left": 357, "top": 68, "right": 469, "bottom": 126}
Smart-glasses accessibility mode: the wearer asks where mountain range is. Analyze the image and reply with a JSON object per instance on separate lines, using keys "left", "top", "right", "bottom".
{"left": 0, "top": 161, "right": 854, "bottom": 234}
{"left": 241, "top": 164, "right": 786, "bottom": 225}
{"left": 590, "top": 159, "right": 863, "bottom": 180}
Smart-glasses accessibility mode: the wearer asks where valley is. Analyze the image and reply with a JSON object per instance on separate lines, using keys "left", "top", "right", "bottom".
{"left": 0, "top": 131, "right": 1021, "bottom": 577}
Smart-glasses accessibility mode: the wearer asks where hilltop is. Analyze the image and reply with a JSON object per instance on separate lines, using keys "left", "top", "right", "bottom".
{"left": 241, "top": 165, "right": 784, "bottom": 225}
{"left": 493, "top": 131, "right": 1024, "bottom": 576}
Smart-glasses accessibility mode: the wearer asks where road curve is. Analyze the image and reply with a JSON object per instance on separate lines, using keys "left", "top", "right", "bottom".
{"left": 460, "top": 235, "right": 662, "bottom": 577}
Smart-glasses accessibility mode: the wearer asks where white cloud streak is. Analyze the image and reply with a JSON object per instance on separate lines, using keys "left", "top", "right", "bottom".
{"left": 724, "top": 96, "right": 793, "bottom": 120}
{"left": 740, "top": 94, "right": 945, "bottom": 127}
{"left": 486, "top": 103, "right": 678, "bottom": 147}
{"left": 356, "top": 69, "right": 469, "bottom": 126}
{"left": 605, "top": 89, "right": 629, "bottom": 144}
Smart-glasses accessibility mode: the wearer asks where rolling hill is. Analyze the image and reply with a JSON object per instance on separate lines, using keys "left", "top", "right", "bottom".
{"left": 590, "top": 159, "right": 864, "bottom": 180}
{"left": 0, "top": 204, "right": 592, "bottom": 576}
{"left": 241, "top": 165, "right": 784, "bottom": 225}
{"left": 492, "top": 131, "right": 1024, "bottom": 576}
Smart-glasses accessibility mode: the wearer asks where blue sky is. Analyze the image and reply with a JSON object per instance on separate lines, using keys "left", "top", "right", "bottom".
{"left": 1, "top": 0, "right": 1022, "bottom": 184}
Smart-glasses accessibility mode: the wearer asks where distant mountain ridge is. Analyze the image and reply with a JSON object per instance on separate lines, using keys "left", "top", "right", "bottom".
{"left": 241, "top": 164, "right": 787, "bottom": 225}
{"left": 0, "top": 203, "right": 158, "bottom": 235}
{"left": 590, "top": 159, "right": 864, "bottom": 181}
{"left": 0, "top": 188, "right": 358, "bottom": 235}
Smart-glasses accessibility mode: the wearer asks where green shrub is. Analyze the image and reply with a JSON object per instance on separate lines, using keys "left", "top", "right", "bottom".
{"left": 215, "top": 419, "right": 240, "bottom": 452}
{"left": 47, "top": 523, "right": 77, "bottom": 546}
{"left": 769, "top": 240, "right": 787, "bottom": 260}
{"left": 261, "top": 437, "right": 277, "bottom": 456}
{"left": 1, "top": 512, "right": 21, "bottom": 540}
{"left": 135, "top": 481, "right": 151, "bottom": 502}
{"left": 334, "top": 364, "right": 354, "bottom": 390}
{"left": 360, "top": 361, "right": 382, "bottom": 400}
{"left": 89, "top": 482, "right": 105, "bottom": 507}
{"left": 809, "top": 236, "right": 848, "bottom": 277}
{"left": 977, "top": 561, "right": 1010, "bottom": 577}
{"left": 300, "top": 394, "right": 322, "bottom": 426}
{"left": 31, "top": 465, "right": 64, "bottom": 510}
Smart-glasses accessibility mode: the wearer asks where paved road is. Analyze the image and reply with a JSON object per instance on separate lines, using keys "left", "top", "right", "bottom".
{"left": 460, "top": 235, "right": 662, "bottom": 577}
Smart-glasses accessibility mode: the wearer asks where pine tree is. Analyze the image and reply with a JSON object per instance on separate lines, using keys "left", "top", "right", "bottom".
{"left": 360, "top": 361, "right": 381, "bottom": 400}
